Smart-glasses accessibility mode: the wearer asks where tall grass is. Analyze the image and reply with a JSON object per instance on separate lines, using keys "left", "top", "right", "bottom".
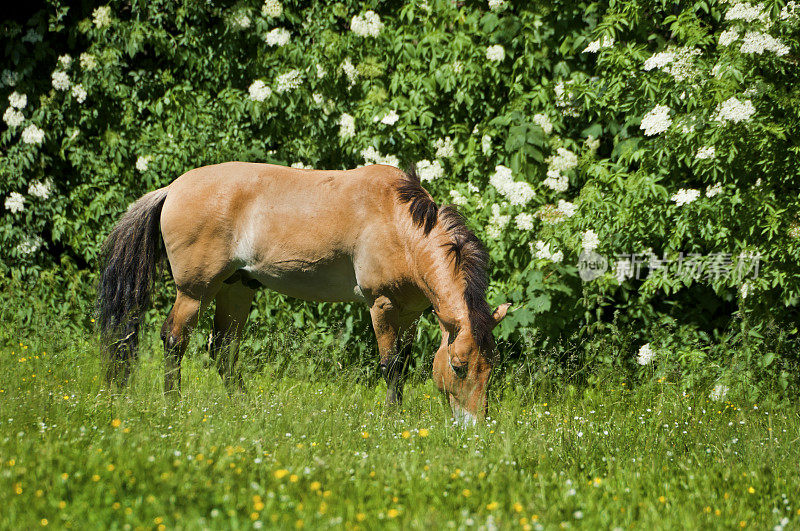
{"left": 0, "top": 311, "right": 798, "bottom": 530}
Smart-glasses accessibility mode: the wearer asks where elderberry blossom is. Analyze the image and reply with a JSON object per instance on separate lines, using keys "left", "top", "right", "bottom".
{"left": 640, "top": 105, "right": 671, "bottom": 136}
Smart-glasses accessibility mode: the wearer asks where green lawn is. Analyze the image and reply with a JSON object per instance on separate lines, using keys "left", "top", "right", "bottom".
{"left": 1, "top": 322, "right": 798, "bottom": 530}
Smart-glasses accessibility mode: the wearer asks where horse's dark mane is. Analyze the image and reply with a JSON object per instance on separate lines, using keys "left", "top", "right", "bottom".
{"left": 397, "top": 167, "right": 494, "bottom": 350}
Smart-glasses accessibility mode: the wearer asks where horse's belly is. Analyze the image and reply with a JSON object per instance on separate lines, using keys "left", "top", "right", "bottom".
{"left": 242, "top": 257, "right": 365, "bottom": 303}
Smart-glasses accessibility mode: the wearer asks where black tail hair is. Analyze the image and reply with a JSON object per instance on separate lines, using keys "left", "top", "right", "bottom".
{"left": 96, "top": 188, "right": 168, "bottom": 385}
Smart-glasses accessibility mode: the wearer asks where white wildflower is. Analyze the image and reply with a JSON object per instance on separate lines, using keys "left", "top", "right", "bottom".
{"left": 316, "top": 64, "right": 327, "bottom": 79}
{"left": 487, "top": 204, "right": 510, "bottom": 239}
{"left": 16, "top": 235, "right": 43, "bottom": 255}
{"left": 543, "top": 172, "right": 569, "bottom": 193}
{"left": 725, "top": 2, "right": 767, "bottom": 23}
{"left": 4, "top": 192, "right": 25, "bottom": 213}
{"left": 671, "top": 188, "right": 700, "bottom": 206}
{"left": 379, "top": 110, "right": 399, "bottom": 126}
{"left": 486, "top": 44, "right": 505, "bottom": 62}
{"left": 787, "top": 223, "right": 800, "bottom": 239}
{"left": 312, "top": 93, "right": 324, "bottom": 105}
{"left": 275, "top": 69, "right": 302, "bottom": 93}
{"left": 290, "top": 162, "right": 311, "bottom": 169}
{"left": 515, "top": 213, "right": 534, "bottom": 231}
{"left": 262, "top": 0, "right": 283, "bottom": 18}
{"left": 361, "top": 146, "right": 399, "bottom": 167}
{"left": 341, "top": 58, "right": 358, "bottom": 86}
{"left": 709, "top": 383, "right": 729, "bottom": 402}
{"left": 417, "top": 160, "right": 444, "bottom": 182}
{"left": 490, "top": 165, "right": 535, "bottom": 206}
{"left": 718, "top": 27, "right": 740, "bottom": 47}
{"left": 28, "top": 180, "right": 52, "bottom": 199}
{"left": 136, "top": 155, "right": 151, "bottom": 172}
{"left": 265, "top": 27, "right": 290, "bottom": 47}
{"left": 640, "top": 104, "right": 672, "bottom": 136}
{"left": 481, "top": 134, "right": 492, "bottom": 154}
{"left": 248, "top": 80, "right": 271, "bottom": 102}
{"left": 739, "top": 31, "right": 790, "bottom": 56}
{"left": 338, "top": 113, "right": 355, "bottom": 138}
{"left": 585, "top": 135, "right": 600, "bottom": 152}
{"left": 714, "top": 97, "right": 756, "bottom": 123}
{"left": 488, "top": 0, "right": 507, "bottom": 12}
{"left": 740, "top": 282, "right": 750, "bottom": 299}
{"left": 557, "top": 199, "right": 577, "bottom": 218}
{"left": 351, "top": 11, "right": 384, "bottom": 37}
{"left": 72, "top": 84, "right": 87, "bottom": 103}
{"left": 548, "top": 147, "right": 578, "bottom": 173}
{"left": 51, "top": 70, "right": 70, "bottom": 91}
{"left": 643, "top": 51, "right": 675, "bottom": 71}
{"left": 644, "top": 48, "right": 700, "bottom": 81}
{"left": 451, "top": 61, "right": 463, "bottom": 74}
{"left": 9, "top": 92, "right": 27, "bottom": 109}
{"left": 706, "top": 183, "right": 723, "bottom": 198}
{"left": 1, "top": 70, "right": 20, "bottom": 87}
{"left": 231, "top": 11, "right": 251, "bottom": 29}
{"left": 93, "top": 5, "right": 112, "bottom": 28}
{"left": 434, "top": 137, "right": 455, "bottom": 159}
{"left": 582, "top": 229, "right": 599, "bottom": 252}
{"left": 532, "top": 113, "right": 553, "bottom": 134}
{"left": 3, "top": 107, "right": 24, "bottom": 128}
{"left": 582, "top": 35, "right": 615, "bottom": 53}
{"left": 695, "top": 146, "right": 716, "bottom": 160}
{"left": 780, "top": 1, "right": 799, "bottom": 20}
{"left": 450, "top": 190, "right": 468, "bottom": 206}
{"left": 532, "top": 240, "right": 563, "bottom": 263}
{"left": 636, "top": 343, "right": 655, "bottom": 365}
{"left": 21, "top": 124, "right": 44, "bottom": 144}
{"left": 58, "top": 54, "right": 73, "bottom": 68}
{"left": 80, "top": 53, "right": 97, "bottom": 71}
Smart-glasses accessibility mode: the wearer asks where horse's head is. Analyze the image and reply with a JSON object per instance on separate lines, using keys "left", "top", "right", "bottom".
{"left": 432, "top": 303, "right": 511, "bottom": 425}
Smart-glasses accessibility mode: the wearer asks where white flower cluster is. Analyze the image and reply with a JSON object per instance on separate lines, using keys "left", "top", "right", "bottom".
{"left": 515, "top": 213, "right": 534, "bottom": 231}
{"left": 274, "top": 69, "right": 301, "bottom": 93}
{"left": 361, "top": 146, "right": 399, "bottom": 167}
{"left": 705, "top": 183, "right": 723, "bottom": 198}
{"left": 22, "top": 29, "right": 42, "bottom": 44}
{"left": 488, "top": 0, "right": 507, "bottom": 12}
{"left": 557, "top": 199, "right": 577, "bottom": 217}
{"left": 718, "top": 27, "right": 740, "bottom": 47}
{"left": 544, "top": 148, "right": 577, "bottom": 192}
{"left": 22, "top": 124, "right": 44, "bottom": 145}
{"left": 714, "top": 97, "right": 756, "bottom": 123}
{"left": 585, "top": 135, "right": 600, "bottom": 152}
{"left": 643, "top": 47, "right": 700, "bottom": 82}
{"left": 739, "top": 31, "right": 789, "bottom": 56}
{"left": 724, "top": 2, "right": 767, "bottom": 23}
{"left": 481, "top": 134, "right": 492, "bottom": 154}
{"left": 582, "top": 229, "right": 600, "bottom": 252}
{"left": 93, "top": 6, "right": 112, "bottom": 28}
{"left": 136, "top": 155, "right": 151, "bottom": 172}
{"left": 80, "top": 53, "right": 97, "bottom": 71}
{"left": 9, "top": 92, "right": 27, "bottom": 109}
{"left": 450, "top": 190, "right": 468, "bottom": 206}
{"left": 709, "top": 383, "right": 729, "bottom": 402}
{"left": 28, "top": 179, "right": 52, "bottom": 199}
{"left": 265, "top": 28, "right": 290, "bottom": 47}
{"left": 695, "top": 146, "right": 716, "bottom": 160}
{"left": 1, "top": 70, "right": 19, "bottom": 87}
{"left": 248, "top": 80, "right": 272, "bottom": 102}
{"left": 52, "top": 70, "right": 70, "bottom": 91}
{"left": 582, "top": 35, "right": 614, "bottom": 53}
{"left": 338, "top": 113, "right": 355, "bottom": 138}
{"left": 376, "top": 110, "right": 399, "bottom": 126}
{"left": 787, "top": 223, "right": 800, "bottom": 239}
{"left": 262, "top": 0, "right": 283, "bottom": 18}
{"left": 5, "top": 192, "right": 25, "bottom": 213}
{"left": 532, "top": 240, "right": 563, "bottom": 263}
{"left": 485, "top": 45, "right": 505, "bottom": 62}
{"left": 417, "top": 159, "right": 444, "bottom": 182}
{"left": 780, "top": 1, "right": 799, "bottom": 20}
{"left": 671, "top": 188, "right": 700, "bottom": 206}
{"left": 636, "top": 343, "right": 655, "bottom": 365}
{"left": 490, "top": 165, "right": 535, "bottom": 206}
{"left": 72, "top": 84, "right": 87, "bottom": 103}
{"left": 3, "top": 106, "right": 24, "bottom": 127}
{"left": 487, "top": 204, "right": 510, "bottom": 239}
{"left": 59, "top": 54, "right": 73, "bottom": 68}
{"left": 316, "top": 65, "right": 327, "bottom": 79}
{"left": 290, "top": 162, "right": 311, "bottom": 169}
{"left": 17, "top": 235, "right": 43, "bottom": 255}
{"left": 532, "top": 113, "right": 553, "bottom": 134}
{"left": 341, "top": 58, "right": 358, "bottom": 86}
{"left": 231, "top": 11, "right": 251, "bottom": 29}
{"left": 434, "top": 137, "right": 455, "bottom": 158}
{"left": 351, "top": 11, "right": 383, "bottom": 37}
{"left": 640, "top": 104, "right": 672, "bottom": 136}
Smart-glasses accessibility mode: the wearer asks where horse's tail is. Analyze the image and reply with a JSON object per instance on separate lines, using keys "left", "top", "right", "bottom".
{"left": 96, "top": 187, "right": 169, "bottom": 385}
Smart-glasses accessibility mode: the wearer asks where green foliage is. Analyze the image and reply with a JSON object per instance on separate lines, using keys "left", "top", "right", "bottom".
{"left": 1, "top": 0, "right": 799, "bottom": 386}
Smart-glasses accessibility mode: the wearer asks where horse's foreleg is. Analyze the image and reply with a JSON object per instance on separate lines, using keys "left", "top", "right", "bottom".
{"left": 369, "top": 297, "right": 401, "bottom": 406}
{"left": 210, "top": 281, "right": 255, "bottom": 395}
{"left": 160, "top": 291, "right": 202, "bottom": 398}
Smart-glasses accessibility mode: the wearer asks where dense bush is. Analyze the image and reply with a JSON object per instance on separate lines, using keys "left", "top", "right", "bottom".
{"left": 2, "top": 0, "right": 799, "bottom": 392}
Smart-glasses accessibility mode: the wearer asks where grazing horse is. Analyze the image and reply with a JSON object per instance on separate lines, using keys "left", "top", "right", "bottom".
{"left": 97, "top": 163, "right": 509, "bottom": 424}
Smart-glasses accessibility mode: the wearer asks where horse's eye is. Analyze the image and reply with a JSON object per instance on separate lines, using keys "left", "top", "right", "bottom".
{"left": 451, "top": 362, "right": 468, "bottom": 379}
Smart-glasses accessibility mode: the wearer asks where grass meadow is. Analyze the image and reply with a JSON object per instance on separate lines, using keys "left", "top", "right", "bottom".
{"left": 1, "top": 316, "right": 798, "bottom": 530}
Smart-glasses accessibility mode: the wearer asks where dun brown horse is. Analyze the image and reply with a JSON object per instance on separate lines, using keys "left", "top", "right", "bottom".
{"left": 97, "top": 163, "right": 509, "bottom": 424}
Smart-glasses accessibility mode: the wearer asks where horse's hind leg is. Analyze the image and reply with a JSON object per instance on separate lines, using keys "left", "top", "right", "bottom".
{"left": 160, "top": 291, "right": 202, "bottom": 397}
{"left": 209, "top": 281, "right": 255, "bottom": 394}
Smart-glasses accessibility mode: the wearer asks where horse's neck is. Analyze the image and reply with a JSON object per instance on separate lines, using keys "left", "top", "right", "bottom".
{"left": 412, "top": 231, "right": 470, "bottom": 327}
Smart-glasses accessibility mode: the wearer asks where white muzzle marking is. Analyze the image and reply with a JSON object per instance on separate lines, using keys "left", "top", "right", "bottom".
{"left": 451, "top": 401, "right": 478, "bottom": 427}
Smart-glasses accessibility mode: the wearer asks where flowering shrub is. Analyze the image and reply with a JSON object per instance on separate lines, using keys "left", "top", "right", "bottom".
{"left": 1, "top": 1, "right": 798, "bottom": 388}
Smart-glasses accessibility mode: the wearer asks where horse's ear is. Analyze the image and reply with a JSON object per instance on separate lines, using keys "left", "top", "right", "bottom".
{"left": 491, "top": 303, "right": 512, "bottom": 329}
